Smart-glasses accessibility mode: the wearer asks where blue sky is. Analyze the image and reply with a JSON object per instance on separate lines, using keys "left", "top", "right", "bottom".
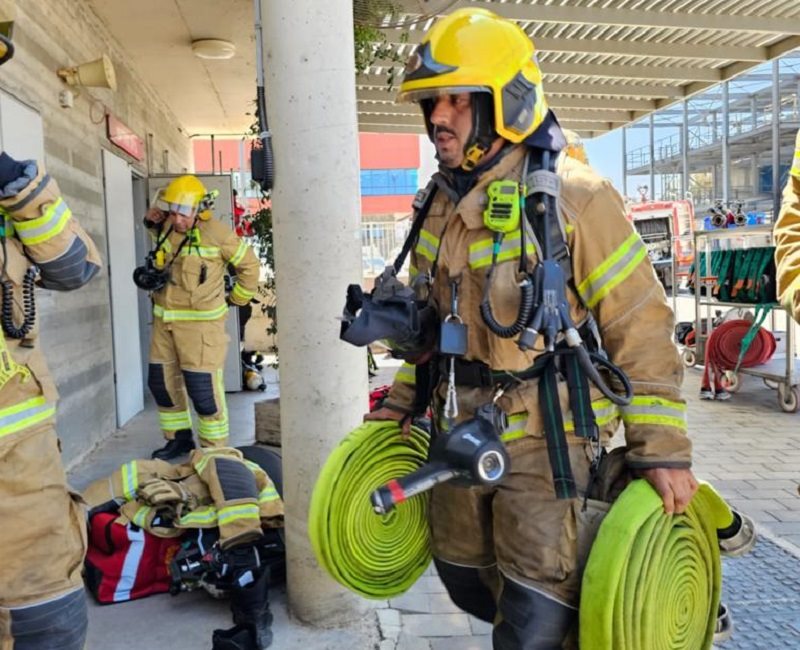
{"left": 585, "top": 130, "right": 624, "bottom": 190}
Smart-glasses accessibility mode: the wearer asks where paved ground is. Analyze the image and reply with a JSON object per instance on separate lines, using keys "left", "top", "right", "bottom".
{"left": 67, "top": 339, "right": 800, "bottom": 649}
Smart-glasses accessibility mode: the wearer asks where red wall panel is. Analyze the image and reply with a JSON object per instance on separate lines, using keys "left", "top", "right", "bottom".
{"left": 359, "top": 133, "right": 419, "bottom": 169}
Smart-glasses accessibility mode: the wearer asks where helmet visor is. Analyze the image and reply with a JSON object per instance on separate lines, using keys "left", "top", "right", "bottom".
{"left": 397, "top": 85, "right": 490, "bottom": 104}
{"left": 153, "top": 188, "right": 198, "bottom": 217}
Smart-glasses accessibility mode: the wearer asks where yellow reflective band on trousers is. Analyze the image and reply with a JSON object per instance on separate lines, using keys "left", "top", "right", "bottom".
{"left": 198, "top": 369, "right": 228, "bottom": 442}
{"left": 230, "top": 283, "right": 255, "bottom": 304}
{"left": 159, "top": 409, "right": 192, "bottom": 432}
{"left": 0, "top": 396, "right": 56, "bottom": 439}
{"left": 153, "top": 303, "right": 228, "bottom": 322}
{"left": 415, "top": 229, "right": 439, "bottom": 262}
{"left": 14, "top": 197, "right": 71, "bottom": 246}
{"left": 218, "top": 503, "right": 260, "bottom": 526}
{"left": 498, "top": 398, "right": 620, "bottom": 443}
{"left": 309, "top": 421, "right": 431, "bottom": 599}
{"left": 229, "top": 240, "right": 248, "bottom": 267}
{"left": 259, "top": 485, "right": 280, "bottom": 503}
{"left": 620, "top": 396, "right": 687, "bottom": 431}
{"left": 121, "top": 461, "right": 139, "bottom": 500}
{"left": 580, "top": 480, "right": 732, "bottom": 650}
{"left": 577, "top": 231, "right": 647, "bottom": 309}
{"left": 468, "top": 230, "right": 536, "bottom": 269}
{"left": 395, "top": 362, "right": 416, "bottom": 385}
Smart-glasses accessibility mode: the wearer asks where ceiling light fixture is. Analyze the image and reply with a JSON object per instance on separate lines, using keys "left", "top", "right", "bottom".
{"left": 191, "top": 39, "right": 236, "bottom": 60}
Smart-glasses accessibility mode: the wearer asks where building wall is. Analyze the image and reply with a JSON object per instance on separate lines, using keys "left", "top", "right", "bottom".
{"left": 0, "top": 0, "right": 192, "bottom": 463}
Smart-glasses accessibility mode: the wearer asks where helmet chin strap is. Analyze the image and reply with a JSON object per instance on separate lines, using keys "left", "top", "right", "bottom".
{"left": 460, "top": 93, "right": 497, "bottom": 172}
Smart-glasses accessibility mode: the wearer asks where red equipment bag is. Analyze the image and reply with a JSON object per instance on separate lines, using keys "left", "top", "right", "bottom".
{"left": 84, "top": 512, "right": 183, "bottom": 604}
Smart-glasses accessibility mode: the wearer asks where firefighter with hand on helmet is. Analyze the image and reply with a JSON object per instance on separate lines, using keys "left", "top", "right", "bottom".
{"left": 142, "top": 175, "right": 259, "bottom": 460}
{"left": 0, "top": 14, "right": 102, "bottom": 648}
{"left": 365, "top": 8, "right": 697, "bottom": 648}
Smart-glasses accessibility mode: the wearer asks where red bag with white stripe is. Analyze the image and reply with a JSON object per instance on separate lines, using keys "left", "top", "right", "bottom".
{"left": 84, "top": 512, "right": 183, "bottom": 604}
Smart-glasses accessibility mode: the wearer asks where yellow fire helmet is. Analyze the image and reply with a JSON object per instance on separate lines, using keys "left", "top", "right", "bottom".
{"left": 0, "top": 5, "right": 15, "bottom": 67}
{"left": 156, "top": 175, "right": 214, "bottom": 221}
{"left": 397, "top": 7, "right": 548, "bottom": 170}
{"left": 563, "top": 129, "right": 589, "bottom": 165}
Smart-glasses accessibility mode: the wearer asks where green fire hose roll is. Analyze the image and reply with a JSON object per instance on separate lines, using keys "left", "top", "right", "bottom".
{"left": 309, "top": 421, "right": 432, "bottom": 599}
{"left": 580, "top": 480, "right": 734, "bottom": 650}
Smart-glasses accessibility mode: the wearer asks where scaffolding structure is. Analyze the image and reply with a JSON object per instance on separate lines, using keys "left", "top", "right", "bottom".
{"left": 624, "top": 53, "right": 800, "bottom": 223}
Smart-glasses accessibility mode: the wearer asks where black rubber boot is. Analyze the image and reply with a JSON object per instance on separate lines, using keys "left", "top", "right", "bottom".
{"left": 212, "top": 568, "right": 273, "bottom": 650}
{"left": 151, "top": 428, "right": 195, "bottom": 460}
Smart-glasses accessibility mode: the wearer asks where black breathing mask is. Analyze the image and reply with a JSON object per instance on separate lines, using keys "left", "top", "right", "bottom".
{"left": 133, "top": 252, "right": 169, "bottom": 292}
{"left": 340, "top": 266, "right": 437, "bottom": 358}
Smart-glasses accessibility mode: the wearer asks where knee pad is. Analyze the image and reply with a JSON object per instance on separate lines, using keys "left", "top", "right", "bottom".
{"left": 184, "top": 370, "right": 218, "bottom": 415}
{"left": 214, "top": 457, "right": 259, "bottom": 501}
{"left": 148, "top": 363, "right": 174, "bottom": 407}
{"left": 8, "top": 587, "right": 88, "bottom": 650}
{"left": 493, "top": 578, "right": 576, "bottom": 650}
{"left": 434, "top": 558, "right": 497, "bottom": 624}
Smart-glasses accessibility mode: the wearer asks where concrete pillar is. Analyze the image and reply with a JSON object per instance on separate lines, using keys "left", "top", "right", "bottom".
{"left": 721, "top": 82, "right": 730, "bottom": 205}
{"left": 261, "top": 0, "right": 369, "bottom": 626}
{"left": 750, "top": 96, "right": 758, "bottom": 131}
{"left": 682, "top": 101, "right": 690, "bottom": 198}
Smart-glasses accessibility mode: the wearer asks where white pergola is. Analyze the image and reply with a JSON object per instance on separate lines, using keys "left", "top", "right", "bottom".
{"left": 357, "top": 0, "right": 800, "bottom": 137}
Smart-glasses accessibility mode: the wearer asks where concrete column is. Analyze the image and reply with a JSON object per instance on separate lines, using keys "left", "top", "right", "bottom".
{"left": 649, "top": 114, "right": 655, "bottom": 199}
{"left": 621, "top": 126, "right": 628, "bottom": 198}
{"left": 682, "top": 101, "right": 690, "bottom": 198}
{"left": 721, "top": 81, "right": 730, "bottom": 204}
{"left": 750, "top": 96, "right": 758, "bottom": 131}
{"left": 773, "top": 59, "right": 781, "bottom": 218}
{"left": 261, "top": 0, "right": 369, "bottom": 626}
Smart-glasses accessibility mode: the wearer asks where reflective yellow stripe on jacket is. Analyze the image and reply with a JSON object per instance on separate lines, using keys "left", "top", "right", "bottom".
{"left": 181, "top": 246, "right": 220, "bottom": 259}
{"left": 14, "top": 198, "right": 71, "bottom": 246}
{"left": 620, "top": 396, "right": 687, "bottom": 431}
{"left": 153, "top": 303, "right": 228, "bottom": 322}
{"left": 500, "top": 398, "right": 621, "bottom": 443}
{"left": 395, "top": 362, "right": 416, "bottom": 386}
{"left": 468, "top": 230, "right": 536, "bottom": 269}
{"left": 577, "top": 231, "right": 647, "bottom": 309}
{"left": 121, "top": 461, "right": 139, "bottom": 500}
{"left": 229, "top": 240, "right": 248, "bottom": 267}
{"left": 230, "top": 283, "right": 255, "bottom": 304}
{"left": 0, "top": 396, "right": 56, "bottom": 439}
{"left": 415, "top": 230, "right": 440, "bottom": 262}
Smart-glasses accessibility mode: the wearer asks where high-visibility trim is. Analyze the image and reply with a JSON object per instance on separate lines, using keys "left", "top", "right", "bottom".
{"left": 259, "top": 485, "right": 280, "bottom": 503}
{"left": 121, "top": 461, "right": 139, "bottom": 500}
{"left": 792, "top": 148, "right": 800, "bottom": 178}
{"left": 395, "top": 362, "right": 416, "bottom": 385}
{"left": 415, "top": 229, "right": 439, "bottom": 262}
{"left": 499, "top": 399, "right": 622, "bottom": 443}
{"left": 132, "top": 506, "right": 151, "bottom": 528}
{"left": 153, "top": 303, "right": 228, "bottom": 322}
{"left": 198, "top": 418, "right": 229, "bottom": 440}
{"left": 217, "top": 503, "right": 260, "bottom": 526}
{"left": 229, "top": 240, "right": 248, "bottom": 267}
{"left": 468, "top": 231, "right": 536, "bottom": 269}
{"left": 179, "top": 506, "right": 217, "bottom": 526}
{"left": 13, "top": 198, "right": 72, "bottom": 246}
{"left": 180, "top": 246, "right": 220, "bottom": 258}
{"left": 230, "top": 283, "right": 255, "bottom": 304}
{"left": 781, "top": 274, "right": 800, "bottom": 313}
{"left": 621, "top": 396, "right": 687, "bottom": 431}
{"left": 409, "top": 264, "right": 418, "bottom": 281}
{"left": 0, "top": 396, "right": 55, "bottom": 438}
{"left": 577, "top": 232, "right": 647, "bottom": 309}
{"left": 158, "top": 409, "right": 192, "bottom": 432}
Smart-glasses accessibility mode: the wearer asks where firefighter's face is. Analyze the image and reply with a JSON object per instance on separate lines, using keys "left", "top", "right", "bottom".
{"left": 170, "top": 208, "right": 196, "bottom": 233}
{"left": 429, "top": 92, "right": 473, "bottom": 169}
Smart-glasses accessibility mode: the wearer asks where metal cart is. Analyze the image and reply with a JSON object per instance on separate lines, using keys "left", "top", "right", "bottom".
{"left": 686, "top": 225, "right": 799, "bottom": 413}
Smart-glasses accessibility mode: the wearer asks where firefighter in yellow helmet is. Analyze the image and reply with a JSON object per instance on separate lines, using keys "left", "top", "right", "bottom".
{"left": 364, "top": 8, "right": 697, "bottom": 647}
{"left": 140, "top": 175, "right": 259, "bottom": 459}
{"left": 775, "top": 129, "right": 800, "bottom": 323}
{"left": 0, "top": 14, "right": 102, "bottom": 648}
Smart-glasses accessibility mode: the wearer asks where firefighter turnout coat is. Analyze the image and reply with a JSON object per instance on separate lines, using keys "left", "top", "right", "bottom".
{"left": 775, "top": 129, "right": 800, "bottom": 323}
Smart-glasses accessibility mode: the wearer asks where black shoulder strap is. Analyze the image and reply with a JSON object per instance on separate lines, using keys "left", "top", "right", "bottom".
{"left": 393, "top": 180, "right": 438, "bottom": 274}
{"left": 524, "top": 148, "right": 572, "bottom": 284}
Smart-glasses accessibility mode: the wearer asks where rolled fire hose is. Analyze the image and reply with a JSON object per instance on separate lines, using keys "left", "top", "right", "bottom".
{"left": 580, "top": 480, "right": 733, "bottom": 650}
{"left": 702, "top": 318, "right": 776, "bottom": 392}
{"left": 309, "top": 421, "right": 432, "bottom": 599}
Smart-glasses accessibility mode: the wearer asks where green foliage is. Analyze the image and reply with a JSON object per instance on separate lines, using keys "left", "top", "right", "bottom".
{"left": 353, "top": 0, "right": 407, "bottom": 83}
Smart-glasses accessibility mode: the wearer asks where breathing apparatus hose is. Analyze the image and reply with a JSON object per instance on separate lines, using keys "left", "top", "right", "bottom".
{"left": 309, "top": 421, "right": 432, "bottom": 599}
{"left": 479, "top": 272, "right": 534, "bottom": 338}
{"left": 580, "top": 480, "right": 733, "bottom": 650}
